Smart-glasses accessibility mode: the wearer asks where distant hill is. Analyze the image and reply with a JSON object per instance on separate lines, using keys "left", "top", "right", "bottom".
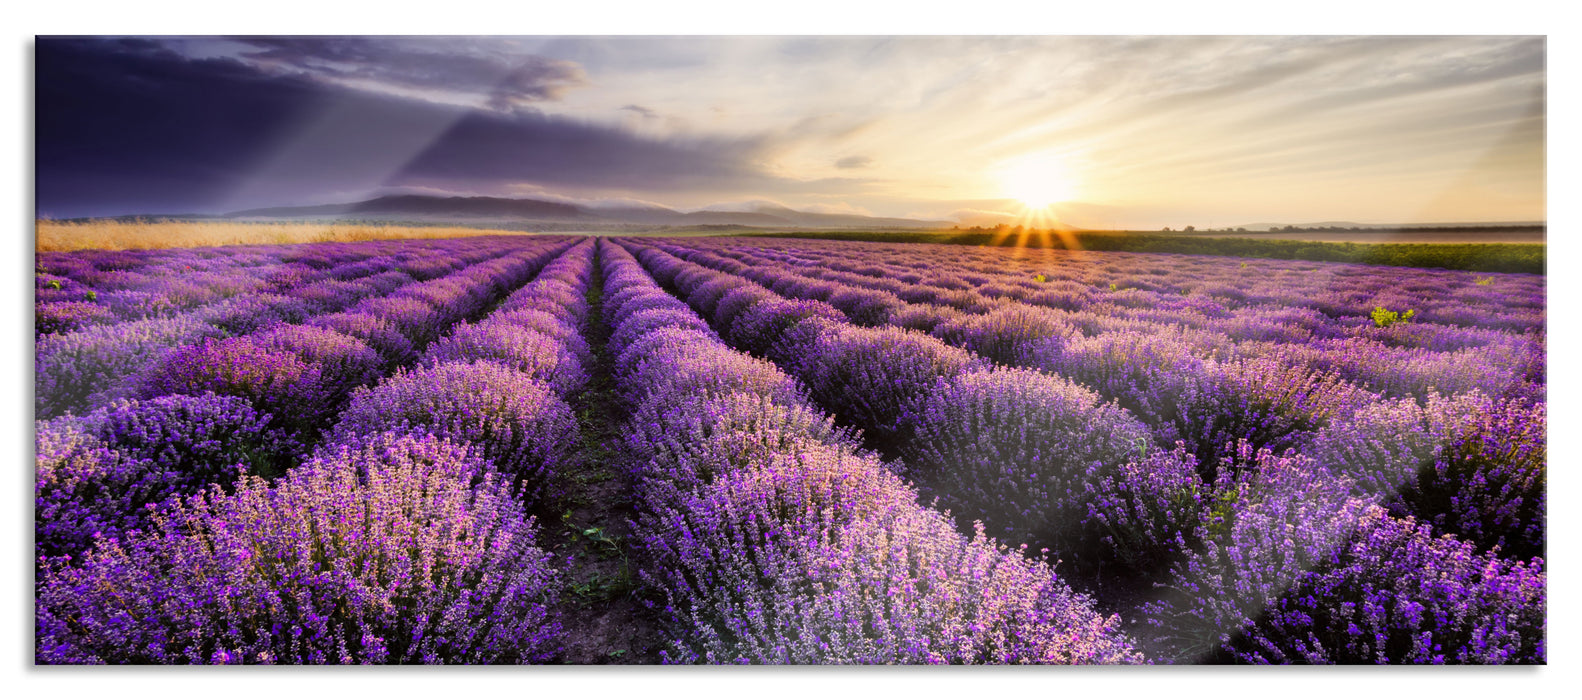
{"left": 227, "top": 195, "right": 584, "bottom": 220}
{"left": 223, "top": 195, "right": 955, "bottom": 230}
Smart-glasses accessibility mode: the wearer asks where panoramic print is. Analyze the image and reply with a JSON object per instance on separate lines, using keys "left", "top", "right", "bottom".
{"left": 33, "top": 35, "right": 1545, "bottom": 665}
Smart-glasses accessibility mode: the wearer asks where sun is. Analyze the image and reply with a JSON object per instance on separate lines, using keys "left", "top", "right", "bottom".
{"left": 999, "top": 152, "right": 1080, "bottom": 210}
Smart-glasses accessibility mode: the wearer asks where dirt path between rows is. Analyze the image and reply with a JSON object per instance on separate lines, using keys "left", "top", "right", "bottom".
{"left": 539, "top": 254, "right": 666, "bottom": 664}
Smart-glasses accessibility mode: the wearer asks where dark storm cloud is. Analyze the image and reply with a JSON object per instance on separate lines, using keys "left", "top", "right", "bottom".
{"left": 37, "top": 38, "right": 334, "bottom": 217}
{"left": 35, "top": 38, "right": 783, "bottom": 218}
{"left": 392, "top": 109, "right": 770, "bottom": 192}
{"left": 835, "top": 155, "right": 873, "bottom": 170}
{"left": 231, "top": 37, "right": 587, "bottom": 110}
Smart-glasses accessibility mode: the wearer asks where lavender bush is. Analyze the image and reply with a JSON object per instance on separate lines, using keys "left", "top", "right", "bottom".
{"left": 37, "top": 431, "right": 562, "bottom": 664}
{"left": 1223, "top": 507, "right": 1545, "bottom": 664}
{"left": 906, "top": 367, "right": 1153, "bottom": 565}
{"left": 423, "top": 321, "right": 588, "bottom": 398}
{"left": 634, "top": 437, "right": 1143, "bottom": 664}
{"left": 331, "top": 361, "right": 576, "bottom": 507}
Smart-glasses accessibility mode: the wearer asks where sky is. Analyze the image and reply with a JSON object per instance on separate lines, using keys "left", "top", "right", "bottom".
{"left": 35, "top": 35, "right": 1546, "bottom": 228}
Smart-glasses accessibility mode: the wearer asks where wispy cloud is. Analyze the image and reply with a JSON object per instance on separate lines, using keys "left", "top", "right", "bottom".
{"left": 620, "top": 104, "right": 659, "bottom": 119}
{"left": 230, "top": 36, "right": 588, "bottom": 111}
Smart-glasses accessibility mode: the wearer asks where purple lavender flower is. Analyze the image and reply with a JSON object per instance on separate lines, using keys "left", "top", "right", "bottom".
{"left": 422, "top": 321, "right": 588, "bottom": 398}
{"left": 37, "top": 314, "right": 224, "bottom": 417}
{"left": 35, "top": 301, "right": 116, "bottom": 336}
{"left": 331, "top": 361, "right": 576, "bottom": 507}
{"left": 37, "top": 431, "right": 563, "bottom": 664}
{"left": 140, "top": 336, "right": 329, "bottom": 435}
{"left": 906, "top": 367, "right": 1154, "bottom": 565}
{"left": 35, "top": 393, "right": 298, "bottom": 559}
{"left": 633, "top": 439, "right": 1143, "bottom": 664}
{"left": 1224, "top": 507, "right": 1545, "bottom": 664}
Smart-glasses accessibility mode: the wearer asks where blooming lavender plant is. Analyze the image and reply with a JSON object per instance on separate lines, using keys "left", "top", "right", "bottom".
{"left": 306, "top": 311, "right": 418, "bottom": 369}
{"left": 331, "top": 361, "right": 576, "bottom": 507}
{"left": 1222, "top": 507, "right": 1545, "bottom": 664}
{"left": 36, "top": 314, "right": 224, "bottom": 417}
{"left": 37, "top": 431, "right": 563, "bottom": 664}
{"left": 35, "top": 392, "right": 295, "bottom": 559}
{"left": 252, "top": 323, "right": 384, "bottom": 408}
{"left": 1307, "top": 390, "right": 1545, "bottom": 560}
{"left": 423, "top": 321, "right": 588, "bottom": 398}
{"left": 35, "top": 301, "right": 116, "bottom": 336}
{"left": 906, "top": 367, "right": 1153, "bottom": 564}
{"left": 633, "top": 439, "right": 1143, "bottom": 665}
{"left": 727, "top": 298, "right": 848, "bottom": 359}
{"left": 1139, "top": 445, "right": 1372, "bottom": 663}
{"left": 931, "top": 304, "right": 1080, "bottom": 366}
{"left": 621, "top": 335, "right": 807, "bottom": 411}
{"left": 140, "top": 335, "right": 329, "bottom": 435}
{"left": 797, "top": 323, "right": 981, "bottom": 447}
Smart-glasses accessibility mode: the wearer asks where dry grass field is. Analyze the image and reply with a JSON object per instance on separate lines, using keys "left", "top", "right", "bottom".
{"left": 35, "top": 220, "right": 533, "bottom": 252}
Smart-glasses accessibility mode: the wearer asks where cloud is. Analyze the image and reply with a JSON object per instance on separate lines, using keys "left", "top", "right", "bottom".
{"left": 391, "top": 109, "right": 773, "bottom": 193}
{"left": 835, "top": 155, "right": 873, "bottom": 169}
{"left": 230, "top": 36, "right": 588, "bottom": 111}
{"left": 620, "top": 104, "right": 659, "bottom": 119}
{"left": 34, "top": 38, "right": 797, "bottom": 217}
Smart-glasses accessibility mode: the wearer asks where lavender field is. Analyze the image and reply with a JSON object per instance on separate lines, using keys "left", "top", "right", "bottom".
{"left": 34, "top": 234, "right": 1546, "bottom": 665}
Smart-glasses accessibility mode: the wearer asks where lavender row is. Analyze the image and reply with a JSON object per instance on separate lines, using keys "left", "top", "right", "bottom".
{"left": 331, "top": 238, "right": 597, "bottom": 508}
{"left": 681, "top": 238, "right": 1543, "bottom": 339}
{"left": 639, "top": 240, "right": 1547, "bottom": 560}
{"left": 650, "top": 239, "right": 1542, "bottom": 404}
{"left": 600, "top": 239, "right": 1140, "bottom": 664}
{"left": 622, "top": 240, "right": 1172, "bottom": 570}
{"left": 35, "top": 237, "right": 573, "bottom": 418}
{"left": 36, "top": 423, "right": 565, "bottom": 663}
{"left": 35, "top": 242, "right": 454, "bottom": 415}
{"left": 691, "top": 237, "right": 1542, "bottom": 337}
{"left": 730, "top": 238, "right": 1543, "bottom": 391}
{"left": 1136, "top": 444, "right": 1544, "bottom": 664}
{"left": 140, "top": 240, "right": 574, "bottom": 437}
{"left": 35, "top": 238, "right": 504, "bottom": 335}
{"left": 687, "top": 239, "right": 1541, "bottom": 396}
{"left": 618, "top": 238, "right": 1546, "bottom": 664}
{"left": 626, "top": 240, "right": 1546, "bottom": 562}
{"left": 34, "top": 238, "right": 600, "bottom": 664}
{"left": 35, "top": 239, "right": 577, "bottom": 562}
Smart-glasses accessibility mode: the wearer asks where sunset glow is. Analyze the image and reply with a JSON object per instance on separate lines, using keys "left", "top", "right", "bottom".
{"left": 999, "top": 152, "right": 1081, "bottom": 210}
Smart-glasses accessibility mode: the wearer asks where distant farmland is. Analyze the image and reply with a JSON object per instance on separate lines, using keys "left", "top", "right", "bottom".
{"left": 744, "top": 227, "right": 1546, "bottom": 274}
{"left": 1162, "top": 227, "right": 1545, "bottom": 244}
{"left": 34, "top": 219, "right": 539, "bottom": 252}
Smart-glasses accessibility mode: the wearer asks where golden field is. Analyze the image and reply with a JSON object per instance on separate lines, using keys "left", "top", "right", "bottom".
{"left": 35, "top": 220, "right": 533, "bottom": 252}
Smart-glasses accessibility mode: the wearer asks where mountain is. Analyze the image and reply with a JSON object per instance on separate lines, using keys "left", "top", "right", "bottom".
{"left": 224, "top": 195, "right": 955, "bottom": 229}
{"left": 227, "top": 195, "right": 585, "bottom": 220}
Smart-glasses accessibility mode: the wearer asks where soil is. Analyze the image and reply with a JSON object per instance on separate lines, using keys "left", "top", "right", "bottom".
{"left": 538, "top": 256, "right": 667, "bottom": 664}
